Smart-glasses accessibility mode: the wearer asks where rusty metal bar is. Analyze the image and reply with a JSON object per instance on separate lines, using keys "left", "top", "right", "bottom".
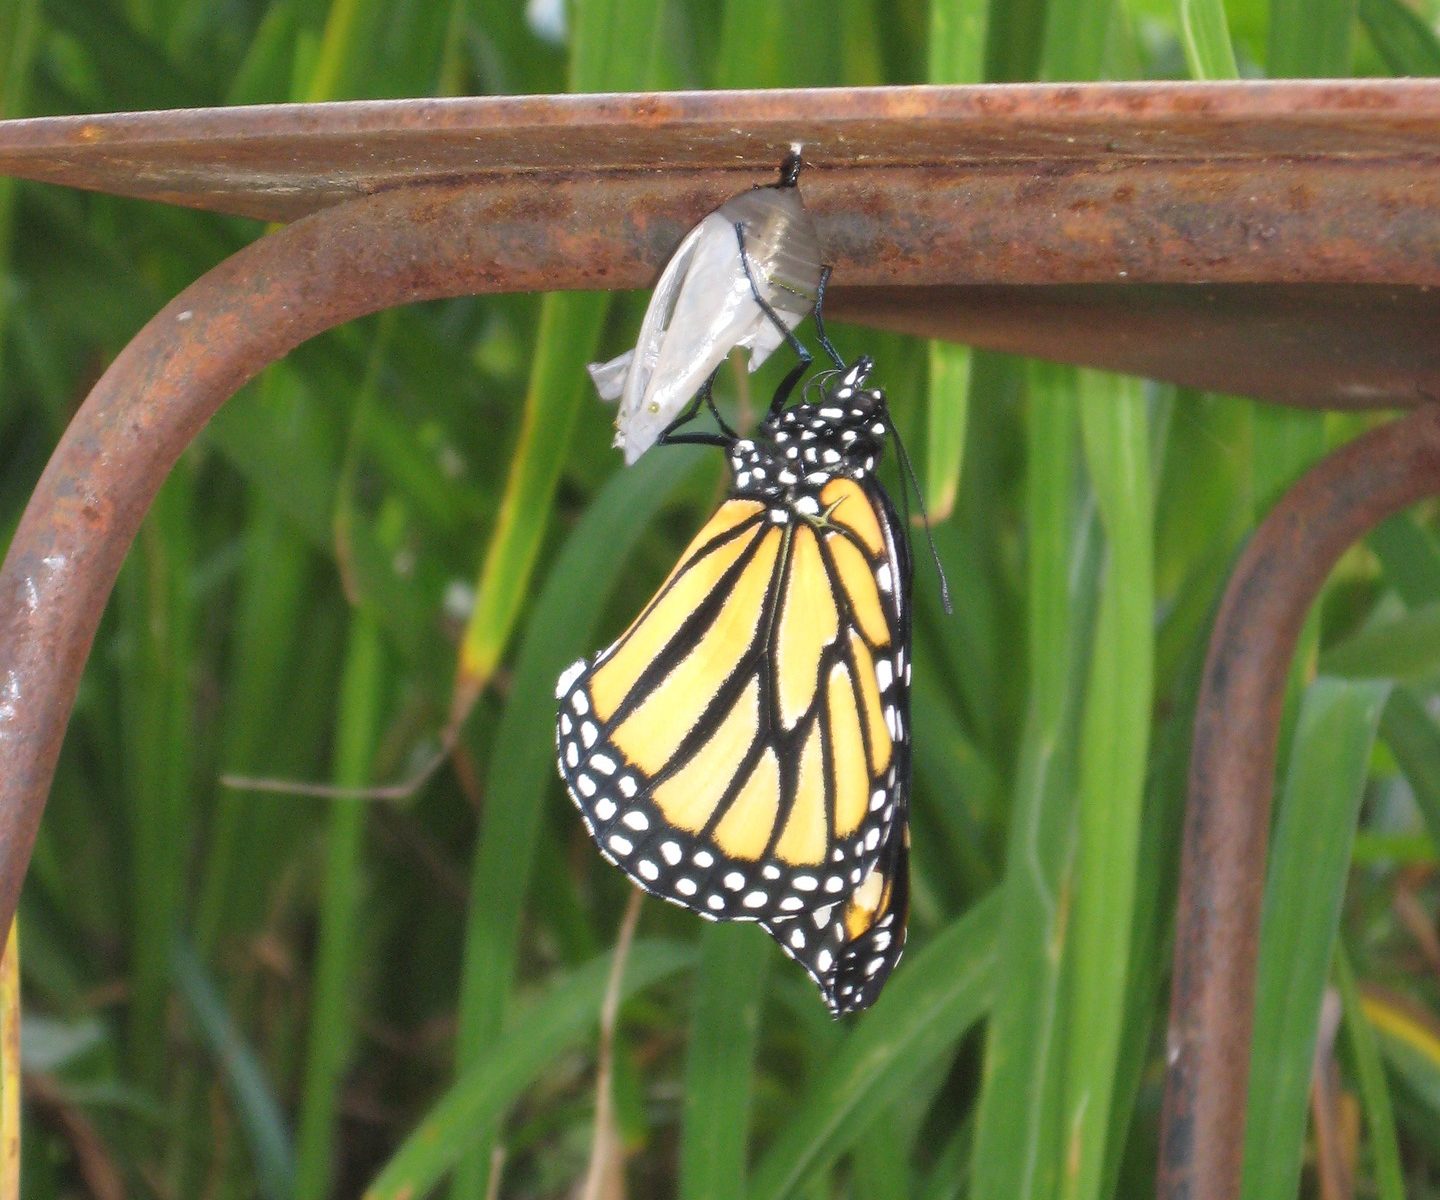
{"left": 8, "top": 84, "right": 1439, "bottom": 405}
{"left": 832, "top": 283, "right": 1440, "bottom": 409}
{"left": 1158, "top": 403, "right": 1440, "bottom": 1200}
{"left": 4, "top": 81, "right": 1440, "bottom": 225}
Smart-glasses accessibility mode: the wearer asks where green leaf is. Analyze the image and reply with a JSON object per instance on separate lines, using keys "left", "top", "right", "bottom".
{"left": 1269, "top": 0, "right": 1357, "bottom": 74}
{"left": 1061, "top": 372, "right": 1153, "bottom": 1200}
{"left": 1320, "top": 601, "right": 1440, "bottom": 682}
{"left": 368, "top": 941, "right": 694, "bottom": 1200}
{"left": 1359, "top": 0, "right": 1440, "bottom": 75}
{"left": 1240, "top": 676, "right": 1390, "bottom": 1200}
{"left": 971, "top": 365, "right": 1097, "bottom": 1200}
{"left": 924, "top": 345, "right": 970, "bottom": 522}
{"left": 451, "top": 448, "right": 705, "bottom": 1195}
{"left": 1378, "top": 687, "right": 1440, "bottom": 851}
{"left": 680, "top": 924, "right": 768, "bottom": 1200}
{"left": 457, "top": 291, "right": 610, "bottom": 693}
{"left": 748, "top": 894, "right": 999, "bottom": 1200}
{"left": 1176, "top": 0, "right": 1240, "bottom": 78}
{"left": 172, "top": 936, "right": 295, "bottom": 1200}
{"left": 1334, "top": 944, "right": 1406, "bottom": 1200}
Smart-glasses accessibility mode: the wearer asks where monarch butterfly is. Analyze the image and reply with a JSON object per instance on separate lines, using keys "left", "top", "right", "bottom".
{"left": 557, "top": 336, "right": 915, "bottom": 1015}
{"left": 587, "top": 150, "right": 823, "bottom": 464}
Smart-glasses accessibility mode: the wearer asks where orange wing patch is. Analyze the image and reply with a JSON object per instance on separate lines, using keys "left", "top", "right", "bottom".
{"left": 821, "top": 478, "right": 884, "bottom": 554}
{"left": 775, "top": 525, "right": 841, "bottom": 728}
{"left": 591, "top": 500, "right": 763, "bottom": 721}
{"left": 610, "top": 528, "right": 781, "bottom": 774}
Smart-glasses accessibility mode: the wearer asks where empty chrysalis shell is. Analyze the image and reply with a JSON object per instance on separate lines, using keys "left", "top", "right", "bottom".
{"left": 588, "top": 152, "right": 823, "bottom": 465}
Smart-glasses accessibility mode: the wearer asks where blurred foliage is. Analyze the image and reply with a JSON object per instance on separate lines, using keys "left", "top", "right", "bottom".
{"left": 3, "top": 0, "right": 1440, "bottom": 1196}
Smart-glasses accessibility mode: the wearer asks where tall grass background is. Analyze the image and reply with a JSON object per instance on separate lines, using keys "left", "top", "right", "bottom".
{"left": 3, "top": 0, "right": 1440, "bottom": 1196}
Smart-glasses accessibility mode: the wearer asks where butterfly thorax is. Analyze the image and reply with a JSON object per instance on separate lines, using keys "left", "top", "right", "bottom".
{"left": 728, "top": 359, "right": 888, "bottom": 513}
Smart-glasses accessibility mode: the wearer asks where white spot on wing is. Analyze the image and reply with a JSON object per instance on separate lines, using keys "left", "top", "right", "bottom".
{"left": 556, "top": 660, "right": 586, "bottom": 699}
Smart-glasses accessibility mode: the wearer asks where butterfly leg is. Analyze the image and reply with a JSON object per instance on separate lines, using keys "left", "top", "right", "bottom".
{"left": 700, "top": 368, "right": 739, "bottom": 439}
{"left": 657, "top": 368, "right": 732, "bottom": 449}
{"left": 735, "top": 221, "right": 812, "bottom": 370}
{"left": 765, "top": 359, "right": 811, "bottom": 419}
{"left": 812, "top": 265, "right": 846, "bottom": 369}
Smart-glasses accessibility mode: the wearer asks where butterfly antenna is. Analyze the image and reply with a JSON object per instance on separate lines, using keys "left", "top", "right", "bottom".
{"left": 812, "top": 266, "right": 846, "bottom": 369}
{"left": 885, "top": 412, "right": 953, "bottom": 615}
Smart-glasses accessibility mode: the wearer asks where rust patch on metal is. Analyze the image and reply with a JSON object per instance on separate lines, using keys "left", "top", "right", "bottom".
{"left": 833, "top": 283, "right": 1440, "bottom": 409}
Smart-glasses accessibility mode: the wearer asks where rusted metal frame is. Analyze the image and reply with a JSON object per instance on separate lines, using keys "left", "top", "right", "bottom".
{"left": 0, "top": 176, "right": 688, "bottom": 939}
{"left": 1157, "top": 402, "right": 1440, "bottom": 1200}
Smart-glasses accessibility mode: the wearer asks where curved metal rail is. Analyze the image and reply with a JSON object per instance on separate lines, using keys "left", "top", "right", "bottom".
{"left": 1158, "top": 405, "right": 1440, "bottom": 1200}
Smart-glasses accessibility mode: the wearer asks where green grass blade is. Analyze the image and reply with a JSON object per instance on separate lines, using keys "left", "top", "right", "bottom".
{"left": 747, "top": 894, "right": 999, "bottom": 1200}
{"left": 451, "top": 448, "right": 703, "bottom": 1196}
{"left": 679, "top": 924, "right": 768, "bottom": 1200}
{"left": 1177, "top": 0, "right": 1240, "bottom": 77}
{"left": 0, "top": 0, "right": 39, "bottom": 391}
{"left": 1269, "top": 0, "right": 1357, "bottom": 74}
{"left": 1061, "top": 372, "right": 1153, "bottom": 1200}
{"left": 120, "top": 471, "right": 198, "bottom": 1095}
{"left": 1378, "top": 688, "right": 1440, "bottom": 849}
{"left": 1041, "top": 0, "right": 1116, "bottom": 79}
{"left": 369, "top": 941, "right": 694, "bottom": 1200}
{"left": 917, "top": 1116, "right": 974, "bottom": 1200}
{"left": 924, "top": 347, "right": 971, "bottom": 523}
{"left": 171, "top": 936, "right": 296, "bottom": 1200}
{"left": 294, "top": 603, "right": 387, "bottom": 1200}
{"left": 455, "top": 0, "right": 663, "bottom": 697}
{"left": 1318, "top": 601, "right": 1440, "bottom": 681}
{"left": 1100, "top": 602, "right": 1214, "bottom": 1200}
{"left": 852, "top": 1126, "right": 912, "bottom": 1200}
{"left": 1334, "top": 943, "right": 1406, "bottom": 1200}
{"left": 1370, "top": 512, "right": 1440, "bottom": 607}
{"left": 195, "top": 496, "right": 318, "bottom": 952}
{"left": 922, "top": 0, "right": 989, "bottom": 519}
{"left": 715, "top": 0, "right": 790, "bottom": 87}
{"left": 1240, "top": 676, "right": 1391, "bottom": 1200}
{"left": 1360, "top": 0, "right": 1440, "bottom": 73}
{"left": 304, "top": 0, "right": 366, "bottom": 101}
{"left": 970, "top": 365, "right": 1092, "bottom": 1200}
{"left": 456, "top": 292, "right": 609, "bottom": 695}
{"left": 1364, "top": 989, "right": 1440, "bottom": 1137}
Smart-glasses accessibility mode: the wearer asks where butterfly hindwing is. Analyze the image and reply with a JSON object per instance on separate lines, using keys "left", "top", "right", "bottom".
{"left": 762, "top": 826, "right": 909, "bottom": 1016}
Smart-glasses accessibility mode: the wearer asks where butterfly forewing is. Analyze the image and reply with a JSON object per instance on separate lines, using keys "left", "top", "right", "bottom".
{"left": 556, "top": 484, "right": 905, "bottom": 929}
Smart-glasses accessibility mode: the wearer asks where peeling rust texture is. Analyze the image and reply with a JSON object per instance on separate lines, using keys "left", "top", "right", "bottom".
{"left": 1158, "top": 404, "right": 1440, "bottom": 1200}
